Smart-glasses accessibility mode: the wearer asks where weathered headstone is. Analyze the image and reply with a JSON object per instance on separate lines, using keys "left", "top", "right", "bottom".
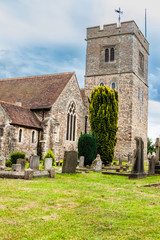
{"left": 128, "top": 152, "right": 133, "bottom": 164}
{"left": 48, "top": 168, "right": 55, "bottom": 178}
{"left": 155, "top": 138, "right": 160, "bottom": 164}
{"left": 12, "top": 164, "right": 21, "bottom": 172}
{"left": 62, "top": 151, "right": 78, "bottom": 173}
{"left": 44, "top": 158, "right": 52, "bottom": 170}
{"left": 119, "top": 157, "right": 122, "bottom": 166}
{"left": 92, "top": 154, "right": 102, "bottom": 172}
{"left": 29, "top": 155, "right": 40, "bottom": 170}
{"left": 17, "top": 159, "right": 26, "bottom": 171}
{"left": 148, "top": 155, "right": 156, "bottom": 176}
{"left": 79, "top": 156, "right": 84, "bottom": 168}
{"left": 24, "top": 168, "right": 33, "bottom": 180}
{"left": 129, "top": 137, "right": 146, "bottom": 179}
{"left": 0, "top": 160, "right": 2, "bottom": 166}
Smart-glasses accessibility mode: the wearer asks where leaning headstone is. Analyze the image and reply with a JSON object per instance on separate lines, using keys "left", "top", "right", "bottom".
{"left": 92, "top": 154, "right": 102, "bottom": 172}
{"left": 12, "top": 164, "right": 21, "bottom": 172}
{"left": 44, "top": 158, "right": 52, "bottom": 170}
{"left": 17, "top": 159, "right": 26, "bottom": 171}
{"left": 29, "top": 155, "right": 40, "bottom": 170}
{"left": 129, "top": 137, "right": 146, "bottom": 179}
{"left": 62, "top": 151, "right": 78, "bottom": 173}
{"left": 24, "top": 168, "right": 33, "bottom": 180}
{"left": 155, "top": 138, "right": 160, "bottom": 164}
{"left": 79, "top": 156, "right": 84, "bottom": 168}
{"left": 148, "top": 155, "right": 156, "bottom": 176}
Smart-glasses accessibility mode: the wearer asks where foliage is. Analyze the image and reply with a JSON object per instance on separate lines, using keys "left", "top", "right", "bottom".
{"left": 5, "top": 160, "right": 12, "bottom": 167}
{"left": 147, "top": 137, "right": 156, "bottom": 154}
{"left": 78, "top": 132, "right": 97, "bottom": 166}
{"left": 10, "top": 152, "right": 26, "bottom": 164}
{"left": 88, "top": 85, "right": 119, "bottom": 164}
{"left": 43, "top": 149, "right": 55, "bottom": 164}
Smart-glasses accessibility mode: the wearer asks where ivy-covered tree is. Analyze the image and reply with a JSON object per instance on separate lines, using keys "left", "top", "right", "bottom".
{"left": 88, "top": 85, "right": 119, "bottom": 164}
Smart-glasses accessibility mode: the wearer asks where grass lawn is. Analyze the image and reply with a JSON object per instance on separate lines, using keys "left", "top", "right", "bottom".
{"left": 0, "top": 172, "right": 160, "bottom": 240}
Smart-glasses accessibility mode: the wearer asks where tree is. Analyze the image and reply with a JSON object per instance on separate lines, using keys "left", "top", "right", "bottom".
{"left": 147, "top": 137, "right": 156, "bottom": 154}
{"left": 78, "top": 132, "right": 97, "bottom": 166}
{"left": 88, "top": 85, "right": 119, "bottom": 165}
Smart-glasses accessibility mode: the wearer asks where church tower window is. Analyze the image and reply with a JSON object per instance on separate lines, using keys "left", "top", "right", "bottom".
{"left": 105, "top": 47, "right": 115, "bottom": 62}
{"left": 111, "top": 82, "right": 116, "bottom": 90}
{"left": 110, "top": 48, "right": 114, "bottom": 61}
{"left": 66, "top": 102, "right": 76, "bottom": 141}
{"left": 105, "top": 49, "right": 109, "bottom": 62}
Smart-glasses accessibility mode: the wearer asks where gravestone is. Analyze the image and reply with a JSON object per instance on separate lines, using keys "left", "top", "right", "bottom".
{"left": 79, "top": 156, "right": 84, "bottom": 168}
{"left": 48, "top": 168, "right": 55, "bottom": 178}
{"left": 24, "top": 168, "right": 33, "bottom": 180}
{"left": 148, "top": 155, "right": 156, "bottom": 176}
{"left": 0, "top": 160, "right": 2, "bottom": 166}
{"left": 29, "top": 155, "right": 40, "bottom": 170}
{"left": 155, "top": 138, "right": 160, "bottom": 164}
{"left": 128, "top": 153, "right": 133, "bottom": 164}
{"left": 92, "top": 154, "right": 102, "bottom": 172}
{"left": 129, "top": 137, "right": 146, "bottom": 179}
{"left": 12, "top": 164, "right": 21, "bottom": 172}
{"left": 44, "top": 158, "right": 52, "bottom": 170}
{"left": 119, "top": 157, "right": 122, "bottom": 166}
{"left": 62, "top": 151, "right": 78, "bottom": 173}
{"left": 17, "top": 159, "right": 26, "bottom": 171}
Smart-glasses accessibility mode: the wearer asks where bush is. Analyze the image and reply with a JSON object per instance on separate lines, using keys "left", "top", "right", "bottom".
{"left": 43, "top": 149, "right": 55, "bottom": 164}
{"left": 5, "top": 160, "right": 12, "bottom": 167}
{"left": 78, "top": 132, "right": 97, "bottom": 166}
{"left": 10, "top": 152, "right": 26, "bottom": 164}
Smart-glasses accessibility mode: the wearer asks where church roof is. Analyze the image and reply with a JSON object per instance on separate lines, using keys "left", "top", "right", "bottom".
{"left": 0, "top": 72, "right": 75, "bottom": 110}
{"left": 0, "top": 102, "right": 42, "bottom": 129}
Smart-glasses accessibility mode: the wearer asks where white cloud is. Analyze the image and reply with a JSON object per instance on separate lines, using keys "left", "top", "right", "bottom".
{"left": 148, "top": 100, "right": 160, "bottom": 142}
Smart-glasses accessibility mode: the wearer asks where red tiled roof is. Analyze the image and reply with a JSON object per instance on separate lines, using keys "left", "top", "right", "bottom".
{"left": 0, "top": 72, "right": 75, "bottom": 109}
{"left": 0, "top": 102, "right": 41, "bottom": 129}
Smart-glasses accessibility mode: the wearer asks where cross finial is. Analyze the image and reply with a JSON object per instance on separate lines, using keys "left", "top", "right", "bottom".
{"left": 115, "top": 8, "right": 123, "bottom": 26}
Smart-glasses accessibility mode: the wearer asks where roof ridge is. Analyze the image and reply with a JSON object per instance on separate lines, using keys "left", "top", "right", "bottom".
{"left": 0, "top": 72, "right": 75, "bottom": 82}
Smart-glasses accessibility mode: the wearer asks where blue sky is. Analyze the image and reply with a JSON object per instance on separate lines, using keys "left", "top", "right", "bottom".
{"left": 0, "top": 0, "right": 160, "bottom": 141}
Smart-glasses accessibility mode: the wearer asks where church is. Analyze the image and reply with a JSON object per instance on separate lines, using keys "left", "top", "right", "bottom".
{"left": 0, "top": 20, "right": 149, "bottom": 163}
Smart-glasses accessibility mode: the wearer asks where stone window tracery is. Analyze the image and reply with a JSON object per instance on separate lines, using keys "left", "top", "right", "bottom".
{"left": 105, "top": 47, "right": 115, "bottom": 62}
{"left": 66, "top": 102, "right": 76, "bottom": 141}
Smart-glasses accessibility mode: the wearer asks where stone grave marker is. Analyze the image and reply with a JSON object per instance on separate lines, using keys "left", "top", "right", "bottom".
{"left": 129, "top": 137, "right": 146, "bottom": 179}
{"left": 92, "top": 154, "right": 102, "bottom": 172}
{"left": 44, "top": 158, "right": 52, "bottom": 170}
{"left": 155, "top": 138, "right": 160, "bottom": 164}
{"left": 29, "top": 155, "right": 40, "bottom": 170}
{"left": 148, "top": 155, "right": 156, "bottom": 176}
{"left": 79, "top": 156, "right": 84, "bottom": 168}
{"left": 62, "top": 151, "right": 78, "bottom": 173}
{"left": 12, "top": 164, "right": 21, "bottom": 172}
{"left": 119, "top": 157, "right": 122, "bottom": 166}
{"left": 0, "top": 160, "right": 2, "bottom": 166}
{"left": 128, "top": 152, "right": 133, "bottom": 164}
{"left": 17, "top": 159, "right": 26, "bottom": 171}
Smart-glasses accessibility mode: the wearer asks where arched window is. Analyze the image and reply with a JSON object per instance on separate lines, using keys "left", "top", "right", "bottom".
{"left": 32, "top": 131, "right": 35, "bottom": 143}
{"left": 19, "top": 129, "right": 22, "bottom": 143}
{"left": 105, "top": 48, "right": 109, "bottom": 62}
{"left": 110, "top": 48, "right": 114, "bottom": 61}
{"left": 66, "top": 102, "right": 76, "bottom": 141}
{"left": 111, "top": 82, "right": 116, "bottom": 90}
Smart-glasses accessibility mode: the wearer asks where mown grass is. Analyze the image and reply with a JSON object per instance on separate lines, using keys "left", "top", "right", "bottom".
{"left": 0, "top": 172, "right": 160, "bottom": 240}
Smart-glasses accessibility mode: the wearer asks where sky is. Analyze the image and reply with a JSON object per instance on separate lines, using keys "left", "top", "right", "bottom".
{"left": 0, "top": 0, "right": 160, "bottom": 142}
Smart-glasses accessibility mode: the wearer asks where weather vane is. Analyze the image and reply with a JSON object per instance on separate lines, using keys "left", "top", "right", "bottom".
{"left": 115, "top": 8, "right": 123, "bottom": 25}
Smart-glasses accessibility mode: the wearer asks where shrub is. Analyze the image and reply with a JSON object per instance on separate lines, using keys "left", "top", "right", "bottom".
{"left": 78, "top": 132, "right": 97, "bottom": 166}
{"left": 88, "top": 85, "right": 119, "bottom": 165}
{"left": 10, "top": 152, "right": 26, "bottom": 164}
{"left": 43, "top": 149, "right": 55, "bottom": 164}
{"left": 5, "top": 160, "right": 12, "bottom": 167}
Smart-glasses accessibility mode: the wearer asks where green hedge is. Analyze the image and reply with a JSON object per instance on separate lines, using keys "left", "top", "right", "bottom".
{"left": 78, "top": 132, "right": 97, "bottom": 166}
{"left": 10, "top": 152, "right": 26, "bottom": 164}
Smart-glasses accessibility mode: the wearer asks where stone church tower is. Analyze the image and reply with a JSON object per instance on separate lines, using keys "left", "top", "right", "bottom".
{"left": 85, "top": 21, "right": 149, "bottom": 160}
